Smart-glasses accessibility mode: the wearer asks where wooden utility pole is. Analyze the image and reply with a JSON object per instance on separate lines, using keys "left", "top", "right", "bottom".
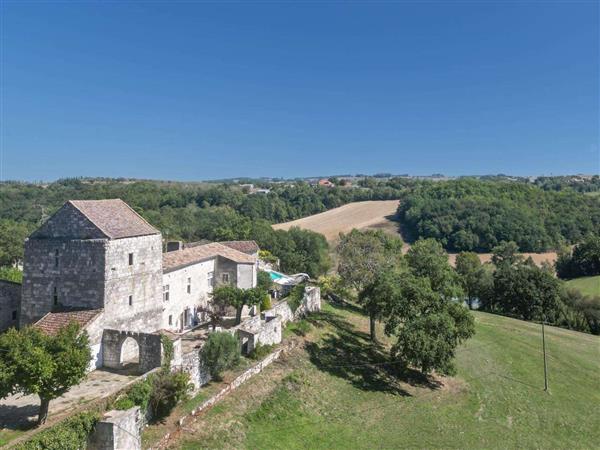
{"left": 542, "top": 320, "right": 548, "bottom": 392}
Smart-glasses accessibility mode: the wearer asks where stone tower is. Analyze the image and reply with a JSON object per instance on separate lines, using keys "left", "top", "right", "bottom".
{"left": 20, "top": 199, "right": 163, "bottom": 332}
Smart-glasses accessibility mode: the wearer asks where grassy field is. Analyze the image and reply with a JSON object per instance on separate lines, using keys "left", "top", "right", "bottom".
{"left": 566, "top": 275, "right": 600, "bottom": 297}
{"left": 171, "top": 303, "right": 600, "bottom": 449}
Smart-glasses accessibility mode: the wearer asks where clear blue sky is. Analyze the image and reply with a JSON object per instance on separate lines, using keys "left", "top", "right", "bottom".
{"left": 1, "top": 1, "right": 598, "bottom": 181}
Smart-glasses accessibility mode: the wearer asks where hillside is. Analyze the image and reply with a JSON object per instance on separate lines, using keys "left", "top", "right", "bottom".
{"left": 171, "top": 304, "right": 600, "bottom": 449}
{"left": 566, "top": 276, "right": 600, "bottom": 297}
{"left": 272, "top": 200, "right": 401, "bottom": 241}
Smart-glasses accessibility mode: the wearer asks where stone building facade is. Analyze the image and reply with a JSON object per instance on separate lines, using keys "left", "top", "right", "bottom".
{"left": 6, "top": 199, "right": 258, "bottom": 371}
{"left": 0, "top": 280, "right": 20, "bottom": 331}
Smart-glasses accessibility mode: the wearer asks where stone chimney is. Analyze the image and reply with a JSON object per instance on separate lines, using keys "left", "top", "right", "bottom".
{"left": 166, "top": 241, "right": 183, "bottom": 252}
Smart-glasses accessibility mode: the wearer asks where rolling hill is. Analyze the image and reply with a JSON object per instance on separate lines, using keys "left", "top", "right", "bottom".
{"left": 171, "top": 304, "right": 600, "bottom": 449}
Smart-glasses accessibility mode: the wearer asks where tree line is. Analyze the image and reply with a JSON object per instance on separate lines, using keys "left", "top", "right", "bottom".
{"left": 0, "top": 177, "right": 411, "bottom": 277}
{"left": 332, "top": 230, "right": 475, "bottom": 376}
{"left": 398, "top": 179, "right": 600, "bottom": 252}
{"left": 328, "top": 230, "right": 599, "bottom": 379}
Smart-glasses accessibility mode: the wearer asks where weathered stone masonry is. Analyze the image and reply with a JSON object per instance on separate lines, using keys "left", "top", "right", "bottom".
{"left": 0, "top": 280, "right": 20, "bottom": 331}
{"left": 8, "top": 199, "right": 262, "bottom": 374}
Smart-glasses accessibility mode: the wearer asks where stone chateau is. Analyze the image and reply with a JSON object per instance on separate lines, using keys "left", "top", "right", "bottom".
{"left": 0, "top": 199, "right": 261, "bottom": 370}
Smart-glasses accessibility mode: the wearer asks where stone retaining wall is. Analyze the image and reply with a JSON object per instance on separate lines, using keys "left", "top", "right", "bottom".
{"left": 151, "top": 341, "right": 296, "bottom": 450}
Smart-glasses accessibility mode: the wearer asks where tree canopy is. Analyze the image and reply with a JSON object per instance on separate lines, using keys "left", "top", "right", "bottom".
{"left": 398, "top": 179, "right": 600, "bottom": 252}
{"left": 556, "top": 235, "right": 600, "bottom": 279}
{"left": 0, "top": 323, "right": 91, "bottom": 425}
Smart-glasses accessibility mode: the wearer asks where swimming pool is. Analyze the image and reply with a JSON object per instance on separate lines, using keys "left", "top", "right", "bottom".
{"left": 268, "top": 271, "right": 286, "bottom": 280}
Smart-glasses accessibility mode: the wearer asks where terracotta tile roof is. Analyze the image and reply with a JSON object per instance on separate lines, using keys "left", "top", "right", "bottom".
{"left": 163, "top": 242, "right": 256, "bottom": 272}
{"left": 34, "top": 309, "right": 103, "bottom": 336}
{"left": 183, "top": 240, "right": 212, "bottom": 249}
{"left": 69, "top": 199, "right": 159, "bottom": 239}
{"left": 220, "top": 240, "right": 260, "bottom": 254}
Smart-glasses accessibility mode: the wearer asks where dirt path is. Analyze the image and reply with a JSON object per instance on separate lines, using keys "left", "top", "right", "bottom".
{"left": 0, "top": 369, "right": 135, "bottom": 430}
{"left": 272, "top": 200, "right": 400, "bottom": 241}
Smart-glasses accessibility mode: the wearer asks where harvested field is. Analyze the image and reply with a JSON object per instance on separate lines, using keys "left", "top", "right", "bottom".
{"left": 272, "top": 200, "right": 400, "bottom": 242}
{"left": 447, "top": 251, "right": 558, "bottom": 268}
{"left": 273, "top": 201, "right": 557, "bottom": 267}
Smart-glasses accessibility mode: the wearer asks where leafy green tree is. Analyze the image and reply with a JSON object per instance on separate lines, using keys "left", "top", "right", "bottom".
{"left": 200, "top": 332, "right": 240, "bottom": 380}
{"left": 337, "top": 230, "right": 403, "bottom": 340}
{"left": 556, "top": 235, "right": 600, "bottom": 279}
{"left": 405, "top": 239, "right": 461, "bottom": 299}
{"left": 455, "top": 252, "right": 492, "bottom": 309}
{"left": 491, "top": 241, "right": 522, "bottom": 267}
{"left": 0, "top": 323, "right": 91, "bottom": 425}
{"left": 257, "top": 270, "right": 272, "bottom": 292}
{"left": 317, "top": 274, "right": 351, "bottom": 302}
{"left": 0, "top": 266, "right": 22, "bottom": 283}
{"left": 0, "top": 220, "right": 31, "bottom": 267}
{"left": 377, "top": 270, "right": 475, "bottom": 375}
{"left": 148, "top": 370, "right": 192, "bottom": 419}
{"left": 211, "top": 285, "right": 263, "bottom": 325}
{"left": 491, "top": 261, "right": 561, "bottom": 321}
{"left": 391, "top": 306, "right": 474, "bottom": 376}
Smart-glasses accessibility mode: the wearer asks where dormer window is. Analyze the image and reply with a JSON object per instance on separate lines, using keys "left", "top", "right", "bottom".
{"left": 128, "top": 253, "right": 134, "bottom": 266}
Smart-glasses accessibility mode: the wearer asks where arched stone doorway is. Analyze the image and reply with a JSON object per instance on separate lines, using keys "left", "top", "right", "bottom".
{"left": 102, "top": 330, "right": 162, "bottom": 373}
{"left": 120, "top": 336, "right": 140, "bottom": 370}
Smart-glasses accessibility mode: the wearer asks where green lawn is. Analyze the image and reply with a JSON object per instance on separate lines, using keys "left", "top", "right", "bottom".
{"left": 566, "top": 275, "right": 600, "bottom": 297}
{"left": 174, "top": 303, "right": 600, "bottom": 449}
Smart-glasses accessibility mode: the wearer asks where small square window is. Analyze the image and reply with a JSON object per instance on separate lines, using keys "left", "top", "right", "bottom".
{"left": 128, "top": 295, "right": 133, "bottom": 306}
{"left": 128, "top": 253, "right": 134, "bottom": 266}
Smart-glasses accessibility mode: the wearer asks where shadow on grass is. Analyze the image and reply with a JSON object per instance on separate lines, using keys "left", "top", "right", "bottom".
{"left": 0, "top": 404, "right": 39, "bottom": 430}
{"left": 304, "top": 309, "right": 441, "bottom": 395}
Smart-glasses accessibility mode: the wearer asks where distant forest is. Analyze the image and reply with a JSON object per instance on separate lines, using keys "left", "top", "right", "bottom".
{"left": 1, "top": 176, "right": 599, "bottom": 277}
{"left": 398, "top": 178, "right": 600, "bottom": 252}
{"left": 0, "top": 178, "right": 405, "bottom": 277}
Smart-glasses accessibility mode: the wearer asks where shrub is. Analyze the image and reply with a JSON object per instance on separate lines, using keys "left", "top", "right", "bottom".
{"left": 260, "top": 294, "right": 272, "bottom": 311}
{"left": 161, "top": 334, "right": 174, "bottom": 370}
{"left": 148, "top": 370, "right": 192, "bottom": 419}
{"left": 200, "top": 332, "right": 241, "bottom": 381}
{"left": 128, "top": 378, "right": 153, "bottom": 410}
{"left": 112, "top": 377, "right": 152, "bottom": 411}
{"left": 112, "top": 396, "right": 135, "bottom": 411}
{"left": 290, "top": 320, "right": 312, "bottom": 336}
{"left": 257, "top": 270, "right": 273, "bottom": 291}
{"left": 287, "top": 284, "right": 306, "bottom": 312}
{"left": 248, "top": 343, "right": 275, "bottom": 360}
{"left": 15, "top": 411, "right": 99, "bottom": 450}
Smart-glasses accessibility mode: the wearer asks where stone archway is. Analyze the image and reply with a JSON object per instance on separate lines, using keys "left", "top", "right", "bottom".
{"left": 102, "top": 330, "right": 162, "bottom": 373}
{"left": 120, "top": 336, "right": 140, "bottom": 369}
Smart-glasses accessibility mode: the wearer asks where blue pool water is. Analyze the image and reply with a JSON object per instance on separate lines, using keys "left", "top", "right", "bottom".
{"left": 269, "top": 271, "right": 285, "bottom": 280}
